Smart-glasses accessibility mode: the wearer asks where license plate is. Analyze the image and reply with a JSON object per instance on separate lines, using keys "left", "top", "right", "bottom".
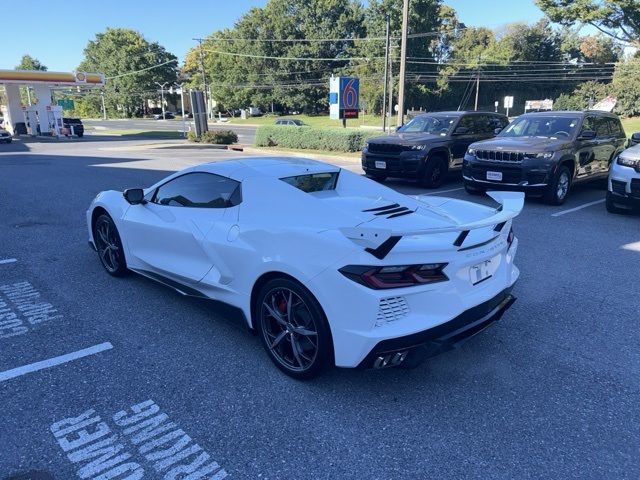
{"left": 375, "top": 161, "right": 386, "bottom": 169}
{"left": 486, "top": 171, "right": 502, "bottom": 181}
{"left": 470, "top": 260, "right": 492, "bottom": 285}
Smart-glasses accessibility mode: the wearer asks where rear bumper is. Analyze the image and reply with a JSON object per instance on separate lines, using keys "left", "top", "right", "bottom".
{"left": 358, "top": 286, "right": 516, "bottom": 368}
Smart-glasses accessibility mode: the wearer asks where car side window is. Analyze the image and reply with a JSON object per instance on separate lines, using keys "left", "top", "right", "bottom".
{"left": 152, "top": 172, "right": 241, "bottom": 208}
{"left": 581, "top": 116, "right": 596, "bottom": 134}
{"left": 607, "top": 118, "right": 623, "bottom": 137}
{"left": 595, "top": 117, "right": 611, "bottom": 138}
{"left": 457, "top": 116, "right": 477, "bottom": 134}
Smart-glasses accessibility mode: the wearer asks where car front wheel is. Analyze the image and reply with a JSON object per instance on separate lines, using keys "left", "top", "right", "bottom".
{"left": 421, "top": 155, "right": 447, "bottom": 188}
{"left": 545, "top": 165, "right": 571, "bottom": 205}
{"left": 93, "top": 213, "right": 128, "bottom": 276}
{"left": 255, "top": 278, "right": 333, "bottom": 379}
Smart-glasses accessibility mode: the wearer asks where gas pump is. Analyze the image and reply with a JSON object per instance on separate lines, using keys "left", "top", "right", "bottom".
{"left": 23, "top": 106, "right": 38, "bottom": 136}
{"left": 47, "top": 105, "right": 63, "bottom": 137}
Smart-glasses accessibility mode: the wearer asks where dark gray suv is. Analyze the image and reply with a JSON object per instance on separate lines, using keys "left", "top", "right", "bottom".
{"left": 463, "top": 111, "right": 627, "bottom": 205}
{"left": 361, "top": 111, "right": 508, "bottom": 188}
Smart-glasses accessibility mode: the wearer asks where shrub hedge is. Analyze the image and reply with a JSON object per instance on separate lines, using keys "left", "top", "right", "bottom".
{"left": 187, "top": 130, "right": 238, "bottom": 144}
{"left": 254, "top": 126, "right": 379, "bottom": 152}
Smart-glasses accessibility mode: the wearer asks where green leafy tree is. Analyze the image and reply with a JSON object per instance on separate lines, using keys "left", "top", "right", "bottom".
{"left": 15, "top": 55, "right": 47, "bottom": 71}
{"left": 613, "top": 57, "right": 640, "bottom": 116}
{"left": 536, "top": 0, "right": 640, "bottom": 47}
{"left": 553, "top": 80, "right": 612, "bottom": 109}
{"left": 77, "top": 28, "right": 178, "bottom": 117}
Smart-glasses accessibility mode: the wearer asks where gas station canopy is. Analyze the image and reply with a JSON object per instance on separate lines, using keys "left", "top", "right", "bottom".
{"left": 0, "top": 69, "right": 105, "bottom": 136}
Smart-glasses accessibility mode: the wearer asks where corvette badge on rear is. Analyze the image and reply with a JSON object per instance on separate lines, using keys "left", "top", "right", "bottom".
{"left": 86, "top": 157, "right": 523, "bottom": 379}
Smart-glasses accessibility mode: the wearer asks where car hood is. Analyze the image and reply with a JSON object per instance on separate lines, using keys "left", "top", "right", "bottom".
{"left": 368, "top": 133, "right": 446, "bottom": 146}
{"left": 471, "top": 136, "right": 572, "bottom": 152}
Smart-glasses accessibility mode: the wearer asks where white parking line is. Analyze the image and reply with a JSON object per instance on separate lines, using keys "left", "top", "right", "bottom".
{"left": 551, "top": 199, "right": 605, "bottom": 217}
{"left": 0, "top": 342, "right": 113, "bottom": 382}
{"left": 424, "top": 187, "right": 464, "bottom": 195}
{"left": 0, "top": 258, "right": 17, "bottom": 265}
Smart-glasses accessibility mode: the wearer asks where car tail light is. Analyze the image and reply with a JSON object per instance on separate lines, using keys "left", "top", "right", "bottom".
{"left": 339, "top": 263, "right": 448, "bottom": 289}
{"left": 507, "top": 227, "right": 515, "bottom": 247}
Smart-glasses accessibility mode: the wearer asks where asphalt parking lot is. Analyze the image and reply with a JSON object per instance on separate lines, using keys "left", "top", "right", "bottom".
{"left": 1, "top": 138, "right": 639, "bottom": 479}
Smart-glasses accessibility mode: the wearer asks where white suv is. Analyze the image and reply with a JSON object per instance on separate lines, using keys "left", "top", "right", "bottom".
{"left": 607, "top": 134, "right": 640, "bottom": 213}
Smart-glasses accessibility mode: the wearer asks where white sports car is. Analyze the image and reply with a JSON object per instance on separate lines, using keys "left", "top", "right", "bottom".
{"left": 86, "top": 157, "right": 523, "bottom": 378}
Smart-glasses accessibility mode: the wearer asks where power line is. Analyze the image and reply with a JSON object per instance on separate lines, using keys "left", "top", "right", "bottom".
{"left": 202, "top": 48, "right": 384, "bottom": 62}
{"left": 106, "top": 59, "right": 178, "bottom": 80}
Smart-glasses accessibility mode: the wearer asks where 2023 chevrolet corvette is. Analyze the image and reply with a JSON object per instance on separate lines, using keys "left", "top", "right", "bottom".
{"left": 87, "top": 157, "right": 523, "bottom": 378}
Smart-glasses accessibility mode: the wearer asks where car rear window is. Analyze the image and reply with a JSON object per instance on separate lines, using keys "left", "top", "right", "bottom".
{"left": 281, "top": 172, "right": 339, "bottom": 193}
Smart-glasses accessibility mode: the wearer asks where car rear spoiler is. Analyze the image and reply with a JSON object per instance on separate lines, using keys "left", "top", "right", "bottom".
{"left": 339, "top": 191, "right": 524, "bottom": 259}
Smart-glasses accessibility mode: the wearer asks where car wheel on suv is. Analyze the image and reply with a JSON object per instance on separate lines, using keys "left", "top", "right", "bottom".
{"left": 421, "top": 155, "right": 447, "bottom": 188}
{"left": 544, "top": 165, "right": 571, "bottom": 205}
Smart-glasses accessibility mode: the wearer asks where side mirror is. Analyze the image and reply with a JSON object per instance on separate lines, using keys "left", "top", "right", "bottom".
{"left": 453, "top": 126, "right": 470, "bottom": 135}
{"left": 579, "top": 130, "right": 596, "bottom": 140}
{"left": 123, "top": 188, "right": 145, "bottom": 205}
{"left": 494, "top": 127, "right": 503, "bottom": 135}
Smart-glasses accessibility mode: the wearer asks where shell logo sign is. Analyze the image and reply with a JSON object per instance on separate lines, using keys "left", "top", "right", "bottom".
{"left": 75, "top": 72, "right": 87, "bottom": 83}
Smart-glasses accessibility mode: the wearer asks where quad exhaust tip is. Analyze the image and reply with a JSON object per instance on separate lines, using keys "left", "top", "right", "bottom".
{"left": 373, "top": 351, "right": 408, "bottom": 369}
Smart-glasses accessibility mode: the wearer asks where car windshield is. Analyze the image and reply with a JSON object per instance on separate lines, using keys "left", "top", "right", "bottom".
{"left": 281, "top": 172, "right": 338, "bottom": 193}
{"left": 499, "top": 116, "right": 580, "bottom": 139}
{"left": 397, "top": 116, "right": 457, "bottom": 135}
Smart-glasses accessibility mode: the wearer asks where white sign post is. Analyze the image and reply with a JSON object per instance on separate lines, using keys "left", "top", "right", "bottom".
{"left": 503, "top": 96, "right": 514, "bottom": 117}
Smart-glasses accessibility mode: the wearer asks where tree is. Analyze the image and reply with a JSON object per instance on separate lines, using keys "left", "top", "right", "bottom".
{"left": 77, "top": 28, "right": 178, "bottom": 117}
{"left": 613, "top": 57, "right": 640, "bottom": 116}
{"left": 553, "top": 80, "right": 612, "bottom": 110}
{"left": 15, "top": 55, "right": 47, "bottom": 71}
{"left": 579, "top": 35, "right": 622, "bottom": 63}
{"left": 536, "top": 0, "right": 640, "bottom": 47}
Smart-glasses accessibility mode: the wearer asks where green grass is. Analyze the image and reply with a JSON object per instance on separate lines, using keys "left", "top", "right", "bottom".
{"left": 226, "top": 113, "right": 383, "bottom": 129}
{"left": 621, "top": 117, "right": 640, "bottom": 136}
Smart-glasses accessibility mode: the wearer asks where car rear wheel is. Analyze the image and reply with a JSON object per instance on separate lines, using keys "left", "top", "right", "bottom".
{"left": 255, "top": 278, "right": 332, "bottom": 379}
{"left": 421, "top": 155, "right": 447, "bottom": 188}
{"left": 544, "top": 166, "right": 571, "bottom": 205}
{"left": 93, "top": 214, "right": 128, "bottom": 277}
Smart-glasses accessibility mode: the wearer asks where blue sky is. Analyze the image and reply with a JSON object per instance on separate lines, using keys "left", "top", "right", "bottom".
{"left": 7, "top": 0, "right": 544, "bottom": 72}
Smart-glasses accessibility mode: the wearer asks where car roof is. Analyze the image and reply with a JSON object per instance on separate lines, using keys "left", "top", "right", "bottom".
{"left": 414, "top": 111, "right": 505, "bottom": 118}
{"left": 193, "top": 157, "right": 340, "bottom": 181}
{"left": 521, "top": 110, "right": 618, "bottom": 118}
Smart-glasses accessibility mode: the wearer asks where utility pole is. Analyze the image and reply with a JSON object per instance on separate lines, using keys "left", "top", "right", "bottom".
{"left": 382, "top": 14, "right": 391, "bottom": 134}
{"left": 100, "top": 90, "right": 106, "bottom": 120}
{"left": 474, "top": 69, "right": 480, "bottom": 111}
{"left": 396, "top": 0, "right": 409, "bottom": 127}
{"left": 156, "top": 82, "right": 168, "bottom": 119}
{"left": 387, "top": 59, "right": 394, "bottom": 134}
{"left": 177, "top": 83, "right": 186, "bottom": 137}
{"left": 193, "top": 38, "right": 209, "bottom": 120}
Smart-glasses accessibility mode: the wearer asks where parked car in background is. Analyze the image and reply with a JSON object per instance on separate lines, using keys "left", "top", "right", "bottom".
{"left": 274, "top": 119, "right": 307, "bottom": 126}
{"left": 62, "top": 118, "right": 84, "bottom": 137}
{"left": 463, "top": 111, "right": 627, "bottom": 205}
{"left": 361, "top": 111, "right": 509, "bottom": 188}
{"left": 153, "top": 112, "right": 175, "bottom": 120}
{"left": 607, "top": 139, "right": 640, "bottom": 213}
{"left": 0, "top": 126, "right": 12, "bottom": 143}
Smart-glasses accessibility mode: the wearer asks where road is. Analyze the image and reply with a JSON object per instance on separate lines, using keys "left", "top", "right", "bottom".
{"left": 83, "top": 118, "right": 258, "bottom": 145}
{"left": 1, "top": 137, "right": 639, "bottom": 479}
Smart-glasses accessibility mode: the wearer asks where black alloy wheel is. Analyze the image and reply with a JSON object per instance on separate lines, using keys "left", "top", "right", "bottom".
{"left": 422, "top": 156, "right": 447, "bottom": 188}
{"left": 256, "top": 278, "right": 332, "bottom": 379}
{"left": 93, "top": 214, "right": 128, "bottom": 276}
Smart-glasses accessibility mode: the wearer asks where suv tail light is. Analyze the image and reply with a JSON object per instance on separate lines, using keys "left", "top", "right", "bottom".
{"left": 339, "top": 263, "right": 448, "bottom": 289}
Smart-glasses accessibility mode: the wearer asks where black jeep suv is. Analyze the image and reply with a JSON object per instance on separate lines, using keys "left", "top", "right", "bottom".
{"left": 361, "top": 111, "right": 508, "bottom": 187}
{"left": 463, "top": 111, "right": 627, "bottom": 205}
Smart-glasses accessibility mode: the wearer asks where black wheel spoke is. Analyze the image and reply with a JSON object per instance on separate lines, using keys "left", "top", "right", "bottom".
{"left": 261, "top": 286, "right": 319, "bottom": 372}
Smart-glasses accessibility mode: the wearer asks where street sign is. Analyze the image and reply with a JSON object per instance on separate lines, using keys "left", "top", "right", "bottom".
{"left": 524, "top": 99, "right": 553, "bottom": 111}
{"left": 57, "top": 99, "right": 74, "bottom": 110}
{"left": 503, "top": 96, "right": 514, "bottom": 109}
{"left": 329, "top": 76, "right": 359, "bottom": 120}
